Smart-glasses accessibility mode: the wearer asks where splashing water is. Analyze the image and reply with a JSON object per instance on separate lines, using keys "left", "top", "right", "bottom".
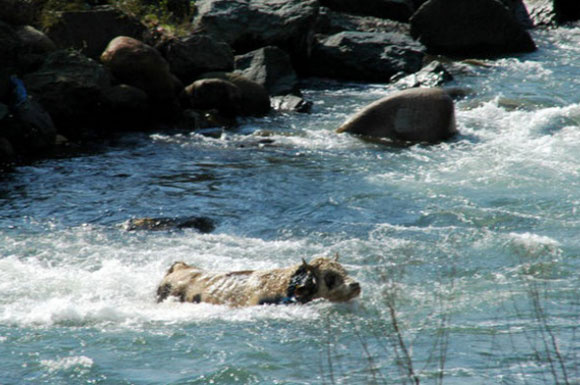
{"left": 1, "top": 28, "right": 580, "bottom": 384}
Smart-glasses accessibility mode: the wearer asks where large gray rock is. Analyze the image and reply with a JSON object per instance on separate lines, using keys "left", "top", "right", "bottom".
{"left": 310, "top": 31, "right": 424, "bottom": 83}
{"left": 24, "top": 50, "right": 111, "bottom": 139}
{"left": 234, "top": 46, "right": 298, "bottom": 96}
{"left": 156, "top": 34, "right": 234, "bottom": 86}
{"left": 45, "top": 6, "right": 149, "bottom": 59}
{"left": 319, "top": 0, "right": 415, "bottom": 21}
{"left": 315, "top": 7, "right": 411, "bottom": 35}
{"left": 410, "top": 0, "right": 536, "bottom": 55}
{"left": 192, "top": 0, "right": 319, "bottom": 66}
{"left": 337, "top": 87, "right": 457, "bottom": 143}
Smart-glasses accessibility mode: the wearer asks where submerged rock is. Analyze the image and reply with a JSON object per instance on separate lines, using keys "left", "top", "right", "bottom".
{"left": 410, "top": 0, "right": 536, "bottom": 55}
{"left": 271, "top": 95, "right": 313, "bottom": 113}
{"left": 337, "top": 87, "right": 457, "bottom": 143}
{"left": 392, "top": 60, "right": 453, "bottom": 89}
{"left": 124, "top": 216, "right": 216, "bottom": 233}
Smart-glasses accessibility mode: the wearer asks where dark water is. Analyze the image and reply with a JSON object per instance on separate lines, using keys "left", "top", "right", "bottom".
{"left": 1, "top": 27, "right": 580, "bottom": 384}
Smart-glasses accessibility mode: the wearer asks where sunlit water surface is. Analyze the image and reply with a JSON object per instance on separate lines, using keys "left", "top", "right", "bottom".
{"left": 1, "top": 27, "right": 580, "bottom": 384}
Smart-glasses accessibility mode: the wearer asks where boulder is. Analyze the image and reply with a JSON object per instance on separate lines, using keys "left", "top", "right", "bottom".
{"left": 0, "top": 21, "right": 20, "bottom": 73}
{"left": 0, "top": 22, "right": 56, "bottom": 75}
{"left": 234, "top": 46, "right": 298, "bottom": 96}
{"left": 315, "top": 7, "right": 411, "bottom": 35}
{"left": 224, "top": 73, "right": 271, "bottom": 116}
{"left": 156, "top": 34, "right": 234, "bottom": 86}
{"left": 0, "top": 0, "right": 38, "bottom": 26}
{"left": 310, "top": 31, "right": 424, "bottom": 83}
{"left": 0, "top": 71, "right": 11, "bottom": 103}
{"left": 0, "top": 103, "right": 8, "bottom": 120}
{"left": 336, "top": 87, "right": 457, "bottom": 143}
{"left": 185, "top": 78, "right": 242, "bottom": 117}
{"left": 45, "top": 6, "right": 149, "bottom": 59}
{"left": 557, "top": 0, "right": 580, "bottom": 22}
{"left": 0, "top": 76, "right": 56, "bottom": 155}
{"left": 410, "top": 0, "right": 536, "bottom": 55}
{"left": 0, "top": 137, "right": 15, "bottom": 165}
{"left": 319, "top": 0, "right": 415, "bottom": 22}
{"left": 101, "top": 36, "right": 176, "bottom": 103}
{"left": 192, "top": 0, "right": 319, "bottom": 69}
{"left": 24, "top": 50, "right": 112, "bottom": 139}
{"left": 14, "top": 25, "right": 57, "bottom": 73}
{"left": 197, "top": 72, "right": 271, "bottom": 116}
{"left": 10, "top": 99, "right": 57, "bottom": 154}
{"left": 499, "top": 0, "right": 534, "bottom": 28}
{"left": 392, "top": 60, "right": 453, "bottom": 89}
{"left": 102, "top": 84, "right": 150, "bottom": 128}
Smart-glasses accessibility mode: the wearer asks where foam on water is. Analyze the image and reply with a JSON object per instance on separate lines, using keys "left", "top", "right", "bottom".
{"left": 0, "top": 230, "right": 337, "bottom": 327}
{"left": 40, "top": 355, "right": 94, "bottom": 373}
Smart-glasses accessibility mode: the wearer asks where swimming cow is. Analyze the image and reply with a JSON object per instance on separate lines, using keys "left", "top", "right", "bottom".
{"left": 156, "top": 256, "right": 361, "bottom": 307}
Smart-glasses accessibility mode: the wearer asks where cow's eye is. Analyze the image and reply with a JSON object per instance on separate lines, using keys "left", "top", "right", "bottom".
{"left": 324, "top": 274, "right": 338, "bottom": 289}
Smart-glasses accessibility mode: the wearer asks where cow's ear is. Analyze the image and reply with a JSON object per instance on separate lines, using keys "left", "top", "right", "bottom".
{"left": 294, "top": 270, "right": 318, "bottom": 303}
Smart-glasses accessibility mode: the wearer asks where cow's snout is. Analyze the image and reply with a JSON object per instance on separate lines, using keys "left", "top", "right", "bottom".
{"left": 349, "top": 282, "right": 361, "bottom": 296}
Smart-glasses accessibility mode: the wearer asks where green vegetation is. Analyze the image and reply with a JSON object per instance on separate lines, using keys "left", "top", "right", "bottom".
{"left": 37, "top": 0, "right": 196, "bottom": 37}
{"left": 37, "top": 0, "right": 87, "bottom": 28}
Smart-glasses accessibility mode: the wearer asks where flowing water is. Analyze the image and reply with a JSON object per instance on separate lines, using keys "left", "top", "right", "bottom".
{"left": 1, "top": 27, "right": 580, "bottom": 385}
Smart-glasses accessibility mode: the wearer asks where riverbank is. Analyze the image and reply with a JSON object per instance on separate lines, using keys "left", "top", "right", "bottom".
{"left": 1, "top": 0, "right": 578, "bottom": 170}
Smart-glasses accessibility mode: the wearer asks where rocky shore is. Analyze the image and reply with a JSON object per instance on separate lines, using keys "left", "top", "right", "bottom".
{"left": 1, "top": 0, "right": 579, "bottom": 170}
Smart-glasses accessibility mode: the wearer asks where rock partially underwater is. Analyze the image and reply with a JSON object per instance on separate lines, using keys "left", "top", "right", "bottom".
{"left": 337, "top": 87, "right": 457, "bottom": 144}
{"left": 123, "top": 216, "right": 216, "bottom": 233}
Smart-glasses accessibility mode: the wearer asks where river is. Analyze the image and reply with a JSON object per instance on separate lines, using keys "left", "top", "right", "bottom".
{"left": 1, "top": 26, "right": 579, "bottom": 384}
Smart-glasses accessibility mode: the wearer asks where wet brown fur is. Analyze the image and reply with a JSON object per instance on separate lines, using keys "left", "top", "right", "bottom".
{"left": 156, "top": 257, "right": 361, "bottom": 307}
